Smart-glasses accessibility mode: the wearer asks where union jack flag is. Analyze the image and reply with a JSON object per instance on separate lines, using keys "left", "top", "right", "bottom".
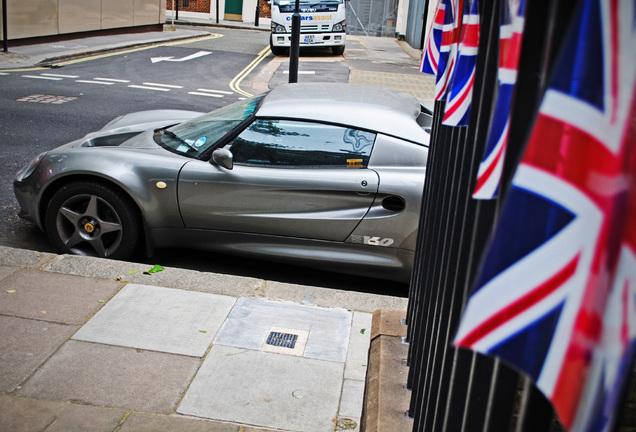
{"left": 420, "top": 0, "right": 444, "bottom": 75}
{"left": 420, "top": 0, "right": 463, "bottom": 101}
{"left": 455, "top": 0, "right": 636, "bottom": 431}
{"left": 472, "top": 0, "right": 526, "bottom": 199}
{"left": 442, "top": 0, "right": 480, "bottom": 126}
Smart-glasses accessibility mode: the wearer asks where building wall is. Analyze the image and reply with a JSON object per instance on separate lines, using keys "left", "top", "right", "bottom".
{"left": 165, "top": 0, "right": 269, "bottom": 23}
{"left": 0, "top": 0, "right": 166, "bottom": 41}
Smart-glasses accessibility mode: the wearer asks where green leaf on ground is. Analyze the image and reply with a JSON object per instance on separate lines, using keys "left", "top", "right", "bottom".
{"left": 144, "top": 264, "right": 165, "bottom": 274}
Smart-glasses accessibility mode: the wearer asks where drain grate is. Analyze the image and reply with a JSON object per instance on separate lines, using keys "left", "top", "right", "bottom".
{"left": 266, "top": 332, "right": 298, "bottom": 349}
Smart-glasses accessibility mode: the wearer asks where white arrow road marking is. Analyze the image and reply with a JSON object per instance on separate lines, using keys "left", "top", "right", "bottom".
{"left": 151, "top": 51, "right": 212, "bottom": 63}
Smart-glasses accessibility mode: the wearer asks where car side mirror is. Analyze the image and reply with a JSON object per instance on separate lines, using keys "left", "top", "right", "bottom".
{"left": 212, "top": 148, "right": 234, "bottom": 170}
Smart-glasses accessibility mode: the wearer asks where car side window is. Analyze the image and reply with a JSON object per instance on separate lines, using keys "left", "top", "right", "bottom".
{"left": 228, "top": 119, "right": 376, "bottom": 168}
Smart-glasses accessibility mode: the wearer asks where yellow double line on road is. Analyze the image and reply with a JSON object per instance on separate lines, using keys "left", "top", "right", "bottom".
{"left": 229, "top": 45, "right": 272, "bottom": 97}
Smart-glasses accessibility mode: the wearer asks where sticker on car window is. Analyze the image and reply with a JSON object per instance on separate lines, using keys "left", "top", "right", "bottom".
{"left": 347, "top": 159, "right": 363, "bottom": 168}
{"left": 343, "top": 129, "right": 374, "bottom": 152}
{"left": 194, "top": 137, "right": 207, "bottom": 147}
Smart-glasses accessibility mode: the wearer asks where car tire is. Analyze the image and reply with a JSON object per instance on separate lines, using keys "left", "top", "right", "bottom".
{"left": 332, "top": 45, "right": 345, "bottom": 55}
{"left": 45, "top": 181, "right": 140, "bottom": 260}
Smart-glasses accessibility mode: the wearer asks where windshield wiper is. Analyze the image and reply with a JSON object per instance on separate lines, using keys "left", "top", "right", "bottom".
{"left": 162, "top": 130, "right": 199, "bottom": 152}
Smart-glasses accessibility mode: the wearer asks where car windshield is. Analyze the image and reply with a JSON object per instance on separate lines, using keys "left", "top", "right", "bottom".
{"left": 158, "top": 94, "right": 265, "bottom": 156}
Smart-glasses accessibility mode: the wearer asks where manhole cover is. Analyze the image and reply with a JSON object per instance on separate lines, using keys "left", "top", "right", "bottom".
{"left": 266, "top": 331, "right": 298, "bottom": 349}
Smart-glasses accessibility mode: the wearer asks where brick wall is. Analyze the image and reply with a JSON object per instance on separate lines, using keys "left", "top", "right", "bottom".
{"left": 166, "top": 0, "right": 211, "bottom": 13}
{"left": 258, "top": 0, "right": 271, "bottom": 17}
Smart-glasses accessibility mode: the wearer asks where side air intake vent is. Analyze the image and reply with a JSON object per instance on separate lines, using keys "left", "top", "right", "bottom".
{"left": 382, "top": 196, "right": 406, "bottom": 212}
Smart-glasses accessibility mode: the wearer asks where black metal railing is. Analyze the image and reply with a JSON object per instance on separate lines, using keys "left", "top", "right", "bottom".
{"left": 403, "top": 0, "right": 581, "bottom": 431}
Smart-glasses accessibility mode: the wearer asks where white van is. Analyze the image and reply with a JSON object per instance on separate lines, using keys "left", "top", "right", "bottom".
{"left": 269, "top": 0, "right": 347, "bottom": 55}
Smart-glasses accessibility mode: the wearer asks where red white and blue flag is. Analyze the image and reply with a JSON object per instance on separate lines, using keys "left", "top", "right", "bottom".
{"left": 442, "top": 0, "right": 480, "bottom": 126}
{"left": 420, "top": 0, "right": 462, "bottom": 101}
{"left": 455, "top": 0, "right": 636, "bottom": 431}
{"left": 420, "top": 0, "right": 444, "bottom": 76}
{"left": 472, "top": 0, "right": 526, "bottom": 199}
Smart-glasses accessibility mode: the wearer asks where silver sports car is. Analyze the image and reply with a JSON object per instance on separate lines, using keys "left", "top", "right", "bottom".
{"left": 14, "top": 83, "right": 431, "bottom": 282}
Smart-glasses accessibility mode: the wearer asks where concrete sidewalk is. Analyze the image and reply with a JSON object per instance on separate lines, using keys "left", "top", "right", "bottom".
{"left": 0, "top": 246, "right": 407, "bottom": 432}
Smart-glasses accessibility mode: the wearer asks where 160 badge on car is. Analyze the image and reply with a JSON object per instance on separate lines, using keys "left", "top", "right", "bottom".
{"left": 351, "top": 235, "right": 395, "bottom": 247}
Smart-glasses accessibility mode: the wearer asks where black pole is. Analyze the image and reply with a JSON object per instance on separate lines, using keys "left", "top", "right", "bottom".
{"left": 2, "top": 0, "right": 8, "bottom": 53}
{"left": 175, "top": 0, "right": 179, "bottom": 20}
{"left": 255, "top": 1, "right": 260, "bottom": 26}
{"left": 216, "top": 0, "right": 220, "bottom": 23}
{"left": 288, "top": 0, "right": 300, "bottom": 83}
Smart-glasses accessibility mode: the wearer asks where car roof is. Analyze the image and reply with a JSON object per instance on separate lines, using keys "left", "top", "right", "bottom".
{"left": 256, "top": 83, "right": 429, "bottom": 145}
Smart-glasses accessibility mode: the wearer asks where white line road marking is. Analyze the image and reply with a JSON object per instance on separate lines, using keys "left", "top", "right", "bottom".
{"left": 0, "top": 72, "right": 9, "bottom": 75}
{"left": 75, "top": 80, "right": 115, "bottom": 85}
{"left": 142, "top": 82, "right": 183, "bottom": 89}
{"left": 22, "top": 75, "right": 63, "bottom": 80}
{"left": 150, "top": 51, "right": 212, "bottom": 63}
{"left": 41, "top": 73, "right": 79, "bottom": 78}
{"left": 128, "top": 85, "right": 171, "bottom": 92}
{"left": 196, "top": 88, "right": 233, "bottom": 94}
{"left": 188, "top": 92, "right": 224, "bottom": 98}
{"left": 93, "top": 78, "right": 130, "bottom": 83}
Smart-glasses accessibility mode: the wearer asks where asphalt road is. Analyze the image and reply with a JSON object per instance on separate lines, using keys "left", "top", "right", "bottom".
{"left": 0, "top": 27, "right": 408, "bottom": 296}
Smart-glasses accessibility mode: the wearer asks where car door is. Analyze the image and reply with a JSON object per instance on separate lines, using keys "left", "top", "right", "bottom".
{"left": 177, "top": 118, "right": 379, "bottom": 242}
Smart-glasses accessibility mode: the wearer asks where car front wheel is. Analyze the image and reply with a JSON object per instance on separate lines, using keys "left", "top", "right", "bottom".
{"left": 45, "top": 182, "right": 140, "bottom": 260}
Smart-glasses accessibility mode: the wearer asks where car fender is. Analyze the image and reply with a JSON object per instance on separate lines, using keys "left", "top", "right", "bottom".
{"left": 35, "top": 148, "right": 187, "bottom": 231}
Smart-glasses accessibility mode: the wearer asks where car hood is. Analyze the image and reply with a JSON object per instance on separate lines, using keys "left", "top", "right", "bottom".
{"left": 102, "top": 109, "right": 204, "bottom": 132}
{"left": 73, "top": 109, "right": 204, "bottom": 149}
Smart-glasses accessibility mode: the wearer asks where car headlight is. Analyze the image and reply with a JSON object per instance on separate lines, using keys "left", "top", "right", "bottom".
{"left": 272, "top": 22, "right": 287, "bottom": 33}
{"left": 15, "top": 152, "right": 47, "bottom": 182}
{"left": 333, "top": 20, "right": 346, "bottom": 32}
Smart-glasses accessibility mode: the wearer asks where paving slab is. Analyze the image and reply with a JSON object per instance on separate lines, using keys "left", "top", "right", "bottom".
{"left": 0, "top": 264, "right": 18, "bottom": 280}
{"left": 0, "top": 315, "right": 77, "bottom": 392}
{"left": 339, "top": 378, "right": 366, "bottom": 428}
{"left": 72, "top": 284, "right": 236, "bottom": 357}
{"left": 18, "top": 340, "right": 201, "bottom": 414}
{"left": 118, "top": 412, "right": 240, "bottom": 432}
{"left": 0, "top": 269, "right": 123, "bottom": 324}
{"left": 345, "top": 311, "right": 373, "bottom": 381}
{"left": 178, "top": 345, "right": 344, "bottom": 432}
{"left": 0, "top": 394, "right": 125, "bottom": 432}
{"left": 214, "top": 297, "right": 351, "bottom": 363}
